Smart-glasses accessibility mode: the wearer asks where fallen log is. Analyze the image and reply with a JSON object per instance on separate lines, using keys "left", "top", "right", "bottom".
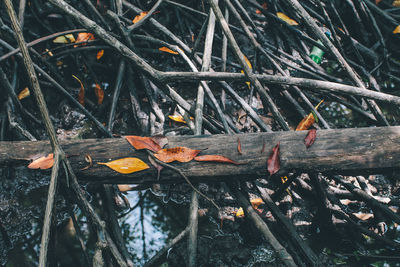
{"left": 1, "top": 126, "right": 399, "bottom": 184}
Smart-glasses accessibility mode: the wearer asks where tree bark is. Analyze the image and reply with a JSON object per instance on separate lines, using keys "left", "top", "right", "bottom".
{"left": 1, "top": 126, "right": 400, "bottom": 184}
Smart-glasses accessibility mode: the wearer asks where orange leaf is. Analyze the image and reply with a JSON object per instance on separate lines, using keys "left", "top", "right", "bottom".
{"left": 393, "top": 25, "right": 400, "bottom": 34}
{"left": 237, "top": 138, "right": 242, "bottom": 155}
{"left": 296, "top": 99, "right": 323, "bottom": 131}
{"left": 74, "top": 32, "right": 95, "bottom": 48}
{"left": 256, "top": 2, "right": 267, "bottom": 13}
{"left": 154, "top": 147, "right": 202, "bottom": 163}
{"left": 376, "top": 0, "right": 383, "bottom": 4}
{"left": 94, "top": 83, "right": 104, "bottom": 104}
{"left": 18, "top": 87, "right": 30, "bottom": 100}
{"left": 194, "top": 155, "right": 241, "bottom": 165}
{"left": 276, "top": 12, "right": 299, "bottom": 26}
{"left": 304, "top": 128, "right": 317, "bottom": 148}
{"left": 168, "top": 115, "right": 186, "bottom": 123}
{"left": 28, "top": 153, "right": 54, "bottom": 169}
{"left": 125, "top": 135, "right": 167, "bottom": 152}
{"left": 159, "top": 46, "right": 179, "bottom": 55}
{"left": 132, "top": 11, "right": 148, "bottom": 24}
{"left": 118, "top": 184, "right": 133, "bottom": 192}
{"left": 98, "top": 157, "right": 149, "bottom": 174}
{"left": 267, "top": 142, "right": 280, "bottom": 176}
{"left": 96, "top": 49, "right": 104, "bottom": 60}
{"left": 72, "top": 75, "right": 85, "bottom": 106}
{"left": 251, "top": 198, "right": 264, "bottom": 209}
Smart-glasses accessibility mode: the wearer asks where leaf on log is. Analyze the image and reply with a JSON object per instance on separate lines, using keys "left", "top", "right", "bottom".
{"left": 53, "top": 34, "right": 75, "bottom": 43}
{"left": 194, "top": 155, "right": 241, "bottom": 165}
{"left": 18, "top": 87, "right": 30, "bottom": 100}
{"left": 74, "top": 32, "right": 95, "bottom": 47}
{"left": 72, "top": 75, "right": 85, "bottom": 106}
{"left": 296, "top": 99, "right": 324, "bottom": 131}
{"left": 159, "top": 46, "right": 179, "bottom": 55}
{"left": 267, "top": 142, "right": 280, "bottom": 176}
{"left": 97, "top": 157, "right": 150, "bottom": 174}
{"left": 154, "top": 147, "right": 202, "bottom": 163}
{"left": 94, "top": 83, "right": 104, "bottom": 104}
{"left": 125, "top": 135, "right": 167, "bottom": 152}
{"left": 304, "top": 129, "right": 317, "bottom": 148}
{"left": 96, "top": 50, "right": 104, "bottom": 60}
{"left": 28, "top": 153, "right": 54, "bottom": 169}
{"left": 276, "top": 12, "right": 299, "bottom": 26}
{"left": 132, "top": 11, "right": 148, "bottom": 24}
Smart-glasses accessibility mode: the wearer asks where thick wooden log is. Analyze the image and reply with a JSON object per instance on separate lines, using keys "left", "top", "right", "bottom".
{"left": 1, "top": 126, "right": 399, "bottom": 184}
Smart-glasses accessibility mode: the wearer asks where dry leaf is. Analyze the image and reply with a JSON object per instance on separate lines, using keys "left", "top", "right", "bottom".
{"left": 296, "top": 100, "right": 324, "bottom": 131}
{"left": 304, "top": 129, "right": 317, "bottom": 148}
{"left": 125, "top": 135, "right": 167, "bottom": 152}
{"left": 393, "top": 25, "right": 400, "bottom": 34}
{"left": 267, "top": 142, "right": 280, "bottom": 176}
{"left": 353, "top": 213, "right": 374, "bottom": 221}
{"left": 98, "top": 157, "right": 150, "bottom": 174}
{"left": 118, "top": 184, "right": 133, "bottom": 192}
{"left": 194, "top": 155, "right": 241, "bottom": 165}
{"left": 53, "top": 34, "right": 75, "bottom": 44}
{"left": 168, "top": 115, "right": 186, "bottom": 123}
{"left": 159, "top": 46, "right": 179, "bottom": 55}
{"left": 18, "top": 87, "right": 30, "bottom": 100}
{"left": 94, "top": 83, "right": 104, "bottom": 104}
{"left": 72, "top": 75, "right": 85, "bottom": 106}
{"left": 132, "top": 11, "right": 148, "bottom": 24}
{"left": 154, "top": 147, "right": 202, "bottom": 163}
{"left": 235, "top": 207, "right": 245, "bottom": 218}
{"left": 96, "top": 49, "right": 104, "bottom": 60}
{"left": 250, "top": 198, "right": 264, "bottom": 209}
{"left": 376, "top": 0, "right": 383, "bottom": 4}
{"left": 276, "top": 12, "right": 299, "bottom": 26}
{"left": 28, "top": 153, "right": 54, "bottom": 169}
{"left": 256, "top": 3, "right": 267, "bottom": 14}
{"left": 241, "top": 55, "right": 252, "bottom": 88}
{"left": 237, "top": 138, "right": 242, "bottom": 155}
{"left": 393, "top": 0, "right": 400, "bottom": 7}
{"left": 74, "top": 32, "right": 95, "bottom": 47}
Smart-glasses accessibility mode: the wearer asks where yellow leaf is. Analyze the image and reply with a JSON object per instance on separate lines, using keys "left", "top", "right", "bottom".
{"left": 18, "top": 87, "right": 30, "bottom": 100}
{"left": 241, "top": 55, "right": 252, "bottom": 88}
{"left": 276, "top": 12, "right": 299, "bottom": 26}
{"left": 98, "top": 157, "right": 150, "bottom": 174}
{"left": 393, "top": 0, "right": 400, "bottom": 7}
{"left": 168, "top": 115, "right": 188, "bottom": 123}
{"left": 96, "top": 50, "right": 104, "bottom": 60}
{"left": 159, "top": 46, "right": 179, "bottom": 55}
{"left": 53, "top": 34, "right": 76, "bottom": 44}
{"left": 393, "top": 25, "right": 400, "bottom": 34}
{"left": 133, "top": 11, "right": 148, "bottom": 24}
{"left": 235, "top": 207, "right": 244, "bottom": 218}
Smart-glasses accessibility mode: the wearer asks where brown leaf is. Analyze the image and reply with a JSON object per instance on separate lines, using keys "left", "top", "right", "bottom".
{"left": 194, "top": 155, "right": 241, "bottom": 165}
{"left": 125, "top": 135, "right": 167, "bottom": 152}
{"left": 132, "top": 11, "right": 148, "bottom": 24}
{"left": 28, "top": 153, "right": 54, "bottom": 169}
{"left": 72, "top": 75, "right": 85, "bottom": 106}
{"left": 304, "top": 129, "right": 317, "bottom": 148}
{"left": 74, "top": 32, "right": 95, "bottom": 47}
{"left": 237, "top": 138, "right": 242, "bottom": 155}
{"left": 267, "top": 142, "right": 280, "bottom": 176}
{"left": 94, "top": 83, "right": 104, "bottom": 104}
{"left": 154, "top": 147, "right": 202, "bottom": 163}
{"left": 159, "top": 46, "right": 179, "bottom": 55}
{"left": 98, "top": 157, "right": 149, "bottom": 174}
{"left": 375, "top": 0, "right": 383, "bottom": 4}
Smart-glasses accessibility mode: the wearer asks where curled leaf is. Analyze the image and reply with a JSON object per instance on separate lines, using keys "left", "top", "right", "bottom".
{"left": 159, "top": 46, "right": 179, "bottom": 55}
{"left": 267, "top": 142, "right": 280, "bottom": 176}
{"left": 132, "top": 11, "right": 148, "bottom": 24}
{"left": 74, "top": 32, "right": 95, "bottom": 47}
{"left": 94, "top": 83, "right": 104, "bottom": 104}
{"left": 28, "top": 153, "right": 54, "bottom": 169}
{"left": 276, "top": 12, "right": 298, "bottom": 26}
{"left": 98, "top": 157, "right": 149, "bottom": 174}
{"left": 125, "top": 135, "right": 167, "bottom": 152}
{"left": 296, "top": 100, "right": 323, "bottom": 131}
{"left": 18, "top": 87, "right": 30, "bottom": 100}
{"left": 194, "top": 155, "right": 241, "bottom": 165}
{"left": 72, "top": 75, "right": 85, "bottom": 106}
{"left": 154, "top": 147, "right": 202, "bottom": 163}
{"left": 304, "top": 129, "right": 317, "bottom": 148}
